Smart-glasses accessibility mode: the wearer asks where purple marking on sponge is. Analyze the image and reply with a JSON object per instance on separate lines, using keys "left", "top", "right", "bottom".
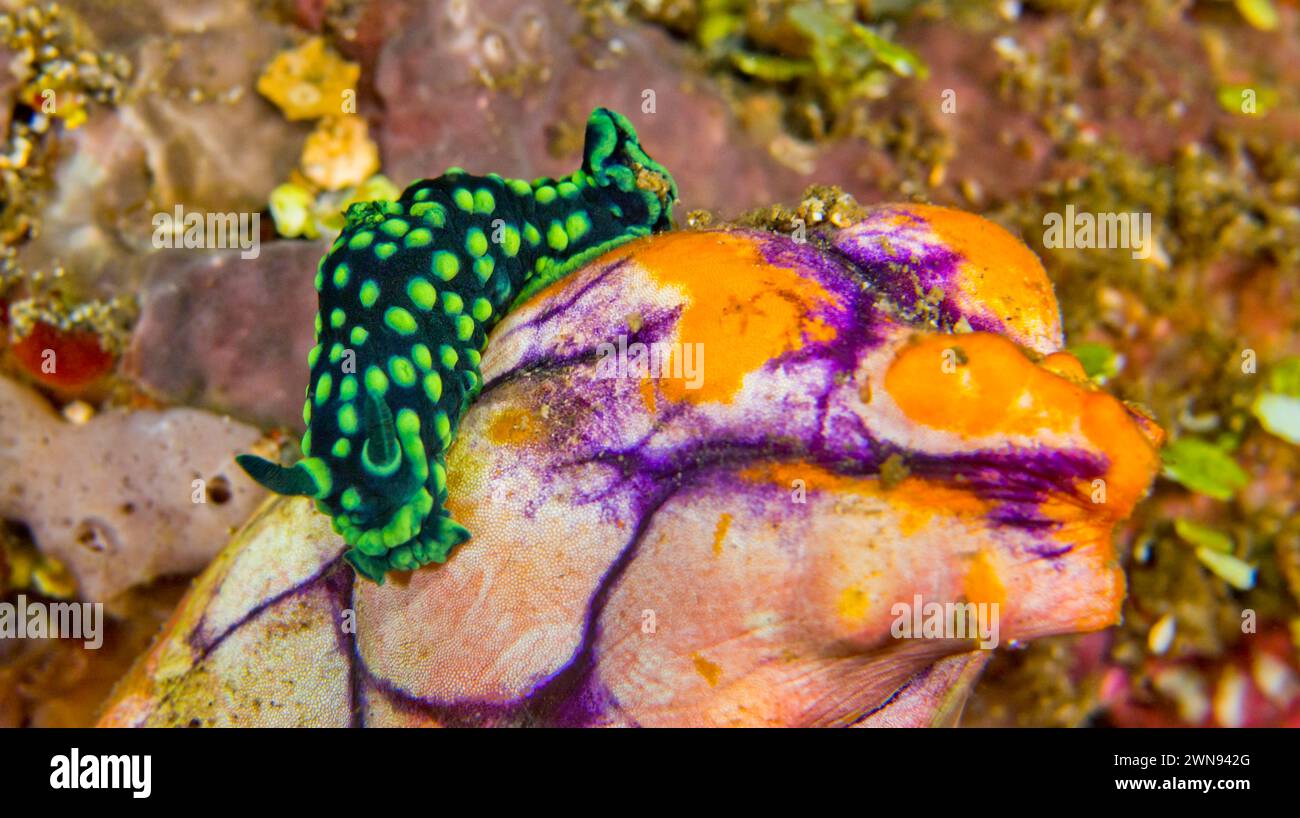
{"left": 323, "top": 560, "right": 369, "bottom": 728}
{"left": 189, "top": 550, "right": 346, "bottom": 658}
{"left": 521, "top": 351, "right": 1103, "bottom": 569}
{"left": 735, "top": 230, "right": 902, "bottom": 467}
{"left": 901, "top": 446, "right": 1107, "bottom": 506}
{"left": 888, "top": 446, "right": 1107, "bottom": 559}
{"left": 516, "top": 486, "right": 678, "bottom": 727}
{"left": 566, "top": 429, "right": 763, "bottom": 510}
{"left": 752, "top": 227, "right": 860, "bottom": 302}
{"left": 496, "top": 254, "right": 633, "bottom": 343}
{"left": 482, "top": 308, "right": 682, "bottom": 400}
{"left": 750, "top": 228, "right": 895, "bottom": 370}
{"left": 521, "top": 277, "right": 1106, "bottom": 552}
{"left": 987, "top": 502, "right": 1062, "bottom": 530}
{"left": 357, "top": 485, "right": 679, "bottom": 727}
{"left": 830, "top": 208, "right": 1006, "bottom": 336}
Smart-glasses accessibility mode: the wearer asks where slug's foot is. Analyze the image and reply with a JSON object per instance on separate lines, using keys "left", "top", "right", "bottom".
{"left": 343, "top": 514, "right": 471, "bottom": 584}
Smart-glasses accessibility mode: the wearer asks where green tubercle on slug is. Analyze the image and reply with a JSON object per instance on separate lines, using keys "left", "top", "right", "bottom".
{"left": 236, "top": 107, "right": 678, "bottom": 583}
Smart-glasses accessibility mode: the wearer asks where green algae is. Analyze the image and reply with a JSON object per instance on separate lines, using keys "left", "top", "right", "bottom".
{"left": 588, "top": 0, "right": 928, "bottom": 137}
{"left": 1161, "top": 438, "right": 1250, "bottom": 501}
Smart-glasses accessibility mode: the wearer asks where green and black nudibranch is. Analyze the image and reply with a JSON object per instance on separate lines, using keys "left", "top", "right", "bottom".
{"left": 237, "top": 109, "right": 677, "bottom": 582}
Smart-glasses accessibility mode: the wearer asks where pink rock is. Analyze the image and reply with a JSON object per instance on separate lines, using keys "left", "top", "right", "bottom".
{"left": 124, "top": 242, "right": 325, "bottom": 430}
{"left": 372, "top": 0, "right": 814, "bottom": 214}
{"left": 0, "top": 375, "right": 266, "bottom": 601}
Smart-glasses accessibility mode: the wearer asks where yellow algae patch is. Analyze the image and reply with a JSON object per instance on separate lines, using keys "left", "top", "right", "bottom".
{"left": 712, "top": 512, "right": 732, "bottom": 556}
{"left": 961, "top": 550, "right": 1006, "bottom": 609}
{"left": 900, "top": 204, "right": 1059, "bottom": 350}
{"left": 257, "top": 37, "right": 361, "bottom": 121}
{"left": 487, "top": 406, "right": 541, "bottom": 446}
{"left": 692, "top": 653, "right": 722, "bottom": 687}
{"left": 884, "top": 333, "right": 1160, "bottom": 510}
{"left": 443, "top": 439, "right": 487, "bottom": 522}
{"left": 837, "top": 586, "right": 872, "bottom": 624}
{"left": 301, "top": 114, "right": 381, "bottom": 191}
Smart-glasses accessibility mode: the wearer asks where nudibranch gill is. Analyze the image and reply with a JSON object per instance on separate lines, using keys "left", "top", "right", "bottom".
{"left": 237, "top": 108, "right": 678, "bottom": 582}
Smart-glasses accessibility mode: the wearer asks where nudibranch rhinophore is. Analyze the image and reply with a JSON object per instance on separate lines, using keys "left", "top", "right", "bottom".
{"left": 237, "top": 108, "right": 677, "bottom": 582}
